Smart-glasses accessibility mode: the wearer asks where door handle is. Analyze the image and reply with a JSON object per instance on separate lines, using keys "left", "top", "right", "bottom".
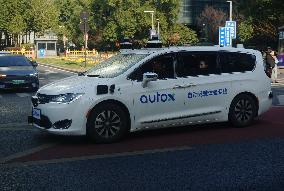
{"left": 173, "top": 85, "right": 184, "bottom": 89}
{"left": 183, "top": 83, "right": 197, "bottom": 88}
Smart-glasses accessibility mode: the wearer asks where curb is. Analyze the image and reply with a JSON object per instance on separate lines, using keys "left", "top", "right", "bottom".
{"left": 38, "top": 63, "right": 85, "bottom": 74}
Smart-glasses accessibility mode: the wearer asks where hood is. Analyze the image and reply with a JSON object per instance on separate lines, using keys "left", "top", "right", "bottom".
{"left": 38, "top": 75, "right": 111, "bottom": 95}
{"left": 0, "top": 66, "right": 35, "bottom": 76}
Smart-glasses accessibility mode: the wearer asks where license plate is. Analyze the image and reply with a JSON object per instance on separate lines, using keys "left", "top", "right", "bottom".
{"left": 32, "top": 108, "right": 41, "bottom": 120}
{"left": 0, "top": 85, "right": 5, "bottom": 88}
{"left": 12, "top": 80, "right": 25, "bottom": 84}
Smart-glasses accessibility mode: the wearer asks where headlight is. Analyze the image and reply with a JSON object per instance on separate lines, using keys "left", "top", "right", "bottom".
{"left": 50, "top": 93, "right": 84, "bottom": 104}
{"left": 29, "top": 73, "right": 38, "bottom": 77}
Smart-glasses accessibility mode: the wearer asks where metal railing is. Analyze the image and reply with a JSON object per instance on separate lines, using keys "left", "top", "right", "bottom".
{"left": 0, "top": 50, "right": 116, "bottom": 64}
{"left": 1, "top": 50, "right": 35, "bottom": 59}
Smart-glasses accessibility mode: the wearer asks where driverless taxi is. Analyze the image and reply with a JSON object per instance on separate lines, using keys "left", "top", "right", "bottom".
{"left": 29, "top": 46, "right": 272, "bottom": 143}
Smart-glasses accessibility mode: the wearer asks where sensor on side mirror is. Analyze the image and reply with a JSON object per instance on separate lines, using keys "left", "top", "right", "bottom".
{"left": 142, "top": 72, "right": 158, "bottom": 88}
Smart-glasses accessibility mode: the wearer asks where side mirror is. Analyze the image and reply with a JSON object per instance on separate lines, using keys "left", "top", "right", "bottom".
{"left": 31, "top": 60, "right": 38, "bottom": 67}
{"left": 142, "top": 72, "right": 158, "bottom": 88}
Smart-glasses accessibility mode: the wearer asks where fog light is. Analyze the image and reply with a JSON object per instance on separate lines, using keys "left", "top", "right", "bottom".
{"left": 53, "top": 119, "right": 72, "bottom": 129}
{"left": 269, "top": 91, "right": 273, "bottom": 99}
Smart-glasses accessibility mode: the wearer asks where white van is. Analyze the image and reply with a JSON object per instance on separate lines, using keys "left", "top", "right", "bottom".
{"left": 29, "top": 46, "right": 272, "bottom": 143}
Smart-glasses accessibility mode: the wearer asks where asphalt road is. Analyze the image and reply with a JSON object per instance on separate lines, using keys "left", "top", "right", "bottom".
{"left": 1, "top": 66, "right": 284, "bottom": 191}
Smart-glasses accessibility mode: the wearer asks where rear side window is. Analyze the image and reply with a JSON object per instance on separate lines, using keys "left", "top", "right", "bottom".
{"left": 219, "top": 52, "right": 256, "bottom": 73}
{"left": 176, "top": 51, "right": 219, "bottom": 77}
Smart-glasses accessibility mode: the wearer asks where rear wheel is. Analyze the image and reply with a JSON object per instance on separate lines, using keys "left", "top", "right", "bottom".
{"left": 229, "top": 94, "right": 257, "bottom": 127}
{"left": 87, "top": 103, "right": 129, "bottom": 143}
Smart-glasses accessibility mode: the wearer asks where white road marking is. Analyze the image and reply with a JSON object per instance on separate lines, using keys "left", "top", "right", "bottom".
{"left": 39, "top": 64, "right": 77, "bottom": 74}
{"left": 16, "top": 93, "right": 31, "bottom": 98}
{"left": 0, "top": 143, "right": 57, "bottom": 164}
{"left": 44, "top": 69, "right": 58, "bottom": 74}
{"left": 3, "top": 146, "right": 192, "bottom": 167}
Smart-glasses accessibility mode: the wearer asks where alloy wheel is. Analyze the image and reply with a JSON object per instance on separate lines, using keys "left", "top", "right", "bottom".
{"left": 234, "top": 98, "right": 253, "bottom": 123}
{"left": 94, "top": 110, "right": 121, "bottom": 138}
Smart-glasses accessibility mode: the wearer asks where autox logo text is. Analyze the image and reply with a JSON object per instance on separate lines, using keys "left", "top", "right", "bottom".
{"left": 140, "top": 92, "right": 175, "bottom": 103}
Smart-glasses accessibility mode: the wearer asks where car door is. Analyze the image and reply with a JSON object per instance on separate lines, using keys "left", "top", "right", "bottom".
{"left": 176, "top": 51, "right": 231, "bottom": 123}
{"left": 127, "top": 53, "right": 187, "bottom": 129}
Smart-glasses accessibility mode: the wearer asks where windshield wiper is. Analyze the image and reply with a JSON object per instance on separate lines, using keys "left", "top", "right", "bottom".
{"left": 86, "top": 74, "right": 101, "bottom": 77}
{"left": 78, "top": 72, "right": 85, "bottom": 76}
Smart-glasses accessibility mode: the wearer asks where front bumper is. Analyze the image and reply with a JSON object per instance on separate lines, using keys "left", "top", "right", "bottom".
{"left": 258, "top": 91, "right": 273, "bottom": 116}
{"left": 28, "top": 99, "right": 88, "bottom": 136}
{"left": 0, "top": 77, "right": 38, "bottom": 90}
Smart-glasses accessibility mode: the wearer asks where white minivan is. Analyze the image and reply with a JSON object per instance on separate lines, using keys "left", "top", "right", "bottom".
{"left": 29, "top": 46, "right": 272, "bottom": 143}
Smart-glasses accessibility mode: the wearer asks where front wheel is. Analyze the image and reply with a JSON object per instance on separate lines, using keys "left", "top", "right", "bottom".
{"left": 229, "top": 94, "right": 257, "bottom": 127}
{"left": 87, "top": 103, "right": 129, "bottom": 143}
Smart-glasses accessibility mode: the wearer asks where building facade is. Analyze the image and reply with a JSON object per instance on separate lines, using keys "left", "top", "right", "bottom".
{"left": 178, "top": 0, "right": 229, "bottom": 26}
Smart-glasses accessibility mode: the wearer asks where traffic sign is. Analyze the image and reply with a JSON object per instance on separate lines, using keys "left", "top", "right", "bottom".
{"left": 219, "top": 27, "right": 226, "bottom": 47}
{"left": 80, "top": 11, "right": 89, "bottom": 20}
{"left": 225, "top": 21, "right": 236, "bottom": 39}
{"left": 225, "top": 27, "right": 231, "bottom": 47}
{"left": 79, "top": 22, "right": 90, "bottom": 33}
{"left": 219, "top": 27, "right": 231, "bottom": 47}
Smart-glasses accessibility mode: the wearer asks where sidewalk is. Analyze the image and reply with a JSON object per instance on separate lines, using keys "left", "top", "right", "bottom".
{"left": 271, "top": 68, "right": 284, "bottom": 86}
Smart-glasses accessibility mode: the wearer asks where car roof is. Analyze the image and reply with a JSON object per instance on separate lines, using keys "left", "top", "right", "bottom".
{"left": 0, "top": 54, "right": 26, "bottom": 57}
{"left": 120, "top": 46, "right": 259, "bottom": 55}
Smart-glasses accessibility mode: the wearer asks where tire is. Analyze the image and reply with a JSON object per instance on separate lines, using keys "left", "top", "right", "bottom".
{"left": 229, "top": 94, "right": 257, "bottom": 127}
{"left": 87, "top": 103, "right": 129, "bottom": 143}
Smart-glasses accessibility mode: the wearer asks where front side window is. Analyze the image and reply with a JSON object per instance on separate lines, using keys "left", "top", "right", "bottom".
{"left": 0, "top": 56, "right": 31, "bottom": 67}
{"left": 86, "top": 53, "right": 149, "bottom": 78}
{"left": 128, "top": 54, "right": 175, "bottom": 81}
{"left": 219, "top": 52, "right": 256, "bottom": 73}
{"left": 176, "top": 51, "right": 219, "bottom": 77}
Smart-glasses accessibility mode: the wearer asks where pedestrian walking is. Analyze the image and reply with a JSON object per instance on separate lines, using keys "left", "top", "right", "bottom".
{"left": 271, "top": 50, "right": 279, "bottom": 83}
{"left": 265, "top": 47, "right": 275, "bottom": 79}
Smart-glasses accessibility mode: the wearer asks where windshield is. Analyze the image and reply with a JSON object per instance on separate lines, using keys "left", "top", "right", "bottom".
{"left": 0, "top": 56, "right": 31, "bottom": 67}
{"left": 86, "top": 53, "right": 149, "bottom": 78}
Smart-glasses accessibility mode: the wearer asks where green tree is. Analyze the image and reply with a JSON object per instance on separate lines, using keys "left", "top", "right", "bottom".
{"left": 235, "top": 0, "right": 284, "bottom": 48}
{"left": 0, "top": 0, "right": 27, "bottom": 46}
{"left": 25, "top": 0, "right": 59, "bottom": 34}
{"left": 7, "top": 15, "right": 27, "bottom": 46}
{"left": 238, "top": 17, "right": 254, "bottom": 43}
{"left": 197, "top": 6, "right": 227, "bottom": 44}
{"left": 54, "top": 0, "right": 93, "bottom": 49}
{"left": 91, "top": 0, "right": 198, "bottom": 50}
{"left": 163, "top": 24, "right": 198, "bottom": 46}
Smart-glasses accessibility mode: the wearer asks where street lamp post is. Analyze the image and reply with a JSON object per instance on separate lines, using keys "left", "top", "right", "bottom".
{"left": 144, "top": 10, "right": 155, "bottom": 30}
{"left": 156, "top": 19, "right": 160, "bottom": 36}
{"left": 226, "top": 1, "right": 233, "bottom": 21}
{"left": 226, "top": 1, "right": 233, "bottom": 47}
